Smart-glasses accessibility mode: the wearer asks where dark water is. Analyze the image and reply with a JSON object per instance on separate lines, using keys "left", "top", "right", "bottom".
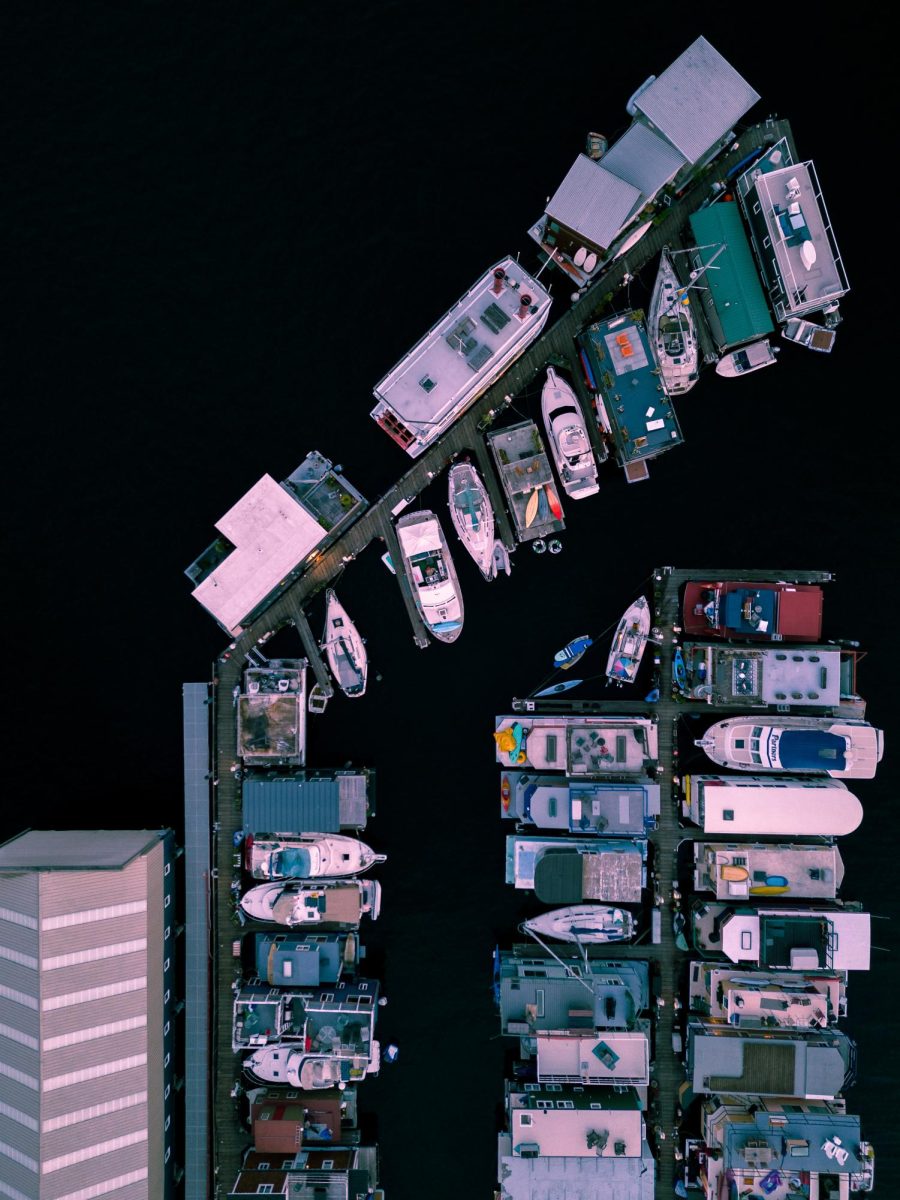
{"left": 5, "top": 5, "right": 897, "bottom": 1196}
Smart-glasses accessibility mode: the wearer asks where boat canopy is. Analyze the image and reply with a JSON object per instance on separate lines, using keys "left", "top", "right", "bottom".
{"left": 273, "top": 848, "right": 313, "bottom": 878}
{"left": 723, "top": 589, "right": 776, "bottom": 633}
{"left": 777, "top": 730, "right": 846, "bottom": 771}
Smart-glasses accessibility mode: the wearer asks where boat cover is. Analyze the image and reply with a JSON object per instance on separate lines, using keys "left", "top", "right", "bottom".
{"left": 534, "top": 851, "right": 583, "bottom": 903}
{"left": 534, "top": 848, "right": 643, "bottom": 904}
{"left": 777, "top": 730, "right": 846, "bottom": 771}
{"left": 273, "top": 848, "right": 313, "bottom": 878}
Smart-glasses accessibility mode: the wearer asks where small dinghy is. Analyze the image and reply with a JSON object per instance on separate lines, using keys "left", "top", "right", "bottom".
{"left": 448, "top": 461, "right": 496, "bottom": 580}
{"left": 534, "top": 678, "right": 583, "bottom": 698}
{"left": 605, "top": 597, "right": 651, "bottom": 685}
{"left": 322, "top": 589, "right": 367, "bottom": 698}
{"left": 554, "top": 635, "right": 593, "bottom": 670}
{"left": 523, "top": 904, "right": 634, "bottom": 944}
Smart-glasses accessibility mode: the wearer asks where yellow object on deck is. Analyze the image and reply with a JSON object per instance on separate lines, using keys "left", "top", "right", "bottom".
{"left": 494, "top": 728, "right": 517, "bottom": 753}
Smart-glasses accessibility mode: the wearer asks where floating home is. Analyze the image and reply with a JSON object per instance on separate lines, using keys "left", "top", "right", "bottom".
{"left": 237, "top": 661, "right": 307, "bottom": 768}
{"left": 500, "top": 771, "right": 660, "bottom": 835}
{"left": 370, "top": 257, "right": 551, "bottom": 457}
{"left": 506, "top": 835, "right": 646, "bottom": 903}
{"left": 691, "top": 903, "right": 871, "bottom": 971}
{"left": 494, "top": 715, "right": 658, "bottom": 776}
{"left": 688, "top": 202, "right": 775, "bottom": 353}
{"left": 681, "top": 775, "right": 862, "bottom": 837}
{"left": 692, "top": 839, "right": 846, "bottom": 899}
{"left": 680, "top": 642, "right": 864, "bottom": 711}
{"left": 681, "top": 578, "right": 825, "bottom": 641}
{"left": 527, "top": 36, "right": 759, "bottom": 288}
{"left": 688, "top": 1099, "right": 874, "bottom": 1200}
{"left": 497, "top": 1085, "right": 654, "bottom": 1200}
{"left": 686, "top": 1018, "right": 855, "bottom": 1100}
{"left": 536, "top": 1027, "right": 651, "bottom": 1088}
{"left": 688, "top": 962, "right": 847, "bottom": 1030}
{"left": 187, "top": 452, "right": 366, "bottom": 635}
{"left": 226, "top": 1147, "right": 385, "bottom": 1200}
{"left": 241, "top": 767, "right": 375, "bottom": 833}
{"left": 577, "top": 312, "right": 684, "bottom": 484}
{"left": 250, "top": 931, "right": 361, "bottom": 986}
{"left": 735, "top": 137, "right": 850, "bottom": 326}
{"left": 232, "top": 978, "right": 380, "bottom": 1055}
{"left": 248, "top": 1085, "right": 359, "bottom": 1151}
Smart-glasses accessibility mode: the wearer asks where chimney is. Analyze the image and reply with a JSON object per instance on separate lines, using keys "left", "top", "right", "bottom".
{"left": 492, "top": 267, "right": 506, "bottom": 295}
{"left": 517, "top": 294, "right": 533, "bottom": 320}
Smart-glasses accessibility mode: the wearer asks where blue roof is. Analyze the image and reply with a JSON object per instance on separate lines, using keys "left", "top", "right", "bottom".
{"left": 577, "top": 315, "right": 684, "bottom": 464}
{"left": 723, "top": 588, "right": 776, "bottom": 633}
{"left": 778, "top": 730, "right": 846, "bottom": 771}
{"left": 254, "top": 934, "right": 344, "bottom": 986}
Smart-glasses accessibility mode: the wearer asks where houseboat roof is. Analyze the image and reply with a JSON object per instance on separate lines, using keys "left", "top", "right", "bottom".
{"left": 578, "top": 314, "right": 684, "bottom": 463}
{"left": 687, "top": 642, "right": 846, "bottom": 707}
{"left": 537, "top": 1029, "right": 650, "bottom": 1086}
{"left": 192, "top": 474, "right": 325, "bottom": 634}
{"left": 532, "top": 844, "right": 645, "bottom": 905}
{"left": 495, "top": 715, "right": 658, "bottom": 775}
{"left": 688, "top": 204, "right": 774, "bottom": 349}
{"left": 693, "top": 840, "right": 845, "bottom": 897}
{"left": 242, "top": 771, "right": 370, "bottom": 834}
{"left": 709, "top": 907, "right": 871, "bottom": 971}
{"left": 502, "top": 772, "right": 659, "bottom": 834}
{"left": 496, "top": 950, "right": 649, "bottom": 1032}
{"left": 238, "top": 665, "right": 306, "bottom": 764}
{"left": 686, "top": 775, "right": 861, "bottom": 837}
{"left": 254, "top": 932, "right": 354, "bottom": 986}
{"left": 600, "top": 122, "right": 687, "bottom": 201}
{"left": 498, "top": 1132, "right": 655, "bottom": 1200}
{"left": 688, "top": 963, "right": 846, "bottom": 1030}
{"left": 716, "top": 1107, "right": 863, "bottom": 1176}
{"left": 737, "top": 146, "right": 849, "bottom": 319}
{"left": 631, "top": 37, "right": 760, "bottom": 164}
{"left": 546, "top": 155, "right": 643, "bottom": 251}
{"left": 688, "top": 1022, "right": 852, "bottom": 1099}
{"left": 370, "top": 257, "right": 550, "bottom": 453}
{"left": 682, "top": 580, "right": 824, "bottom": 640}
{"left": 508, "top": 1084, "right": 646, "bottom": 1155}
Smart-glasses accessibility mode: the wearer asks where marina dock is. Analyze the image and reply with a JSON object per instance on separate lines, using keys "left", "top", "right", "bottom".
{"left": 193, "top": 122, "right": 812, "bottom": 1199}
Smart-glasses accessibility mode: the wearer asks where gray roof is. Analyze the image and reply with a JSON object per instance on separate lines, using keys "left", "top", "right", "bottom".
{"left": 633, "top": 36, "right": 760, "bottom": 163}
{"left": 498, "top": 1138, "right": 655, "bottom": 1200}
{"left": 690, "top": 1026, "right": 852, "bottom": 1097}
{"left": 546, "top": 155, "right": 642, "bottom": 250}
{"left": 601, "top": 122, "right": 687, "bottom": 199}
{"left": 243, "top": 776, "right": 342, "bottom": 833}
{"left": 499, "top": 957, "right": 649, "bottom": 1032}
{"left": 0, "top": 828, "right": 166, "bottom": 869}
{"left": 722, "top": 1109, "right": 862, "bottom": 1174}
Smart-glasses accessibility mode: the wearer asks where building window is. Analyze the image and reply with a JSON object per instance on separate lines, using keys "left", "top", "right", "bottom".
{"left": 740, "top": 932, "right": 753, "bottom": 950}
{"left": 165, "top": 863, "right": 171, "bottom": 876}
{"left": 722, "top": 810, "right": 734, "bottom": 821}
{"left": 164, "top": 1116, "right": 170, "bottom": 1131}
{"left": 164, "top": 990, "right": 170, "bottom": 1004}
{"left": 164, "top": 1085, "right": 170, "bottom": 1100}
{"left": 257, "top": 1162, "right": 269, "bottom": 1170}
{"left": 165, "top": 927, "right": 171, "bottom": 940}
{"left": 165, "top": 1147, "right": 171, "bottom": 1163}
{"left": 164, "top": 1021, "right": 170, "bottom": 1036}
{"left": 164, "top": 959, "right": 170, "bottom": 972}
{"left": 164, "top": 895, "right": 171, "bottom": 908}
{"left": 164, "top": 1053, "right": 170, "bottom": 1068}
{"left": 322, "top": 1160, "right": 334, "bottom": 1169}
{"left": 257, "top": 1188, "right": 274, "bottom": 1196}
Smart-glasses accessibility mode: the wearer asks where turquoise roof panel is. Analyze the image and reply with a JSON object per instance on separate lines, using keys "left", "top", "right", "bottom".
{"left": 689, "top": 203, "right": 773, "bottom": 346}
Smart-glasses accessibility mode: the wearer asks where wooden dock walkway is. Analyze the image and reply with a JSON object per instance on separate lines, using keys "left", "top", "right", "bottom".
{"left": 203, "top": 119, "right": 799, "bottom": 1196}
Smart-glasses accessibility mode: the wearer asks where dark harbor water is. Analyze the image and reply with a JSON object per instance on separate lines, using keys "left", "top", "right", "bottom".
{"left": 5, "top": 4, "right": 897, "bottom": 1197}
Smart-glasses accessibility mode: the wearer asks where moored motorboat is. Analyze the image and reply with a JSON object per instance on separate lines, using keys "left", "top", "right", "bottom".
{"left": 523, "top": 904, "right": 634, "bottom": 944}
{"left": 715, "top": 339, "right": 779, "bottom": 377}
{"left": 240, "top": 879, "right": 382, "bottom": 927}
{"left": 245, "top": 832, "right": 386, "bottom": 880}
{"left": 395, "top": 509, "right": 464, "bottom": 642}
{"left": 695, "top": 716, "right": 885, "bottom": 780}
{"left": 605, "top": 596, "right": 651, "bottom": 684}
{"left": 647, "top": 248, "right": 699, "bottom": 396}
{"left": 554, "top": 635, "right": 593, "bottom": 670}
{"left": 243, "top": 1042, "right": 381, "bottom": 1089}
{"left": 447, "top": 461, "right": 496, "bottom": 580}
{"left": 322, "top": 589, "right": 368, "bottom": 698}
{"left": 541, "top": 368, "right": 599, "bottom": 499}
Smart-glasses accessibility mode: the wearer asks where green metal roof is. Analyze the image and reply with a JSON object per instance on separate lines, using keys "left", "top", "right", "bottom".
{"left": 689, "top": 203, "right": 773, "bottom": 346}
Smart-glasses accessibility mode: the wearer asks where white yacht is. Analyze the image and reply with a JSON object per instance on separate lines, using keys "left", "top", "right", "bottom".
{"left": 447, "top": 461, "right": 496, "bottom": 580}
{"left": 647, "top": 248, "right": 699, "bottom": 395}
{"left": 240, "top": 879, "right": 382, "bottom": 927}
{"left": 244, "top": 1041, "right": 381, "bottom": 1089}
{"left": 695, "top": 716, "right": 884, "bottom": 779}
{"left": 715, "top": 339, "right": 779, "bottom": 377}
{"left": 245, "top": 832, "right": 386, "bottom": 880}
{"left": 322, "top": 589, "right": 368, "bottom": 698}
{"left": 396, "top": 509, "right": 464, "bottom": 642}
{"left": 540, "top": 368, "right": 599, "bottom": 499}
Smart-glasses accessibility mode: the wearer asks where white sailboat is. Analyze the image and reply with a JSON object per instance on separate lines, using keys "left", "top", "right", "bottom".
{"left": 523, "top": 904, "right": 634, "bottom": 944}
{"left": 245, "top": 832, "right": 386, "bottom": 880}
{"left": 540, "top": 368, "right": 599, "bottom": 499}
{"left": 647, "top": 248, "right": 699, "bottom": 396}
{"left": 447, "top": 461, "right": 496, "bottom": 580}
{"left": 396, "top": 510, "right": 464, "bottom": 643}
{"left": 322, "top": 589, "right": 368, "bottom": 698}
{"left": 606, "top": 596, "right": 651, "bottom": 685}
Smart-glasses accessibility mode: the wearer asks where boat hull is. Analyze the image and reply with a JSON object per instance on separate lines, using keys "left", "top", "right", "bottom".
{"left": 524, "top": 904, "right": 634, "bottom": 943}
{"left": 323, "top": 589, "right": 368, "bottom": 698}
{"left": 606, "top": 596, "right": 651, "bottom": 684}
{"left": 541, "top": 368, "right": 599, "bottom": 499}
{"left": 246, "top": 833, "right": 385, "bottom": 880}
{"left": 396, "top": 509, "right": 465, "bottom": 642}
{"left": 448, "top": 462, "right": 496, "bottom": 580}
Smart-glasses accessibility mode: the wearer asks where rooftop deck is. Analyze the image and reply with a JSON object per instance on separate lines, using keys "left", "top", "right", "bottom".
{"left": 537, "top": 1028, "right": 651, "bottom": 1086}
{"left": 693, "top": 841, "right": 844, "bottom": 900}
